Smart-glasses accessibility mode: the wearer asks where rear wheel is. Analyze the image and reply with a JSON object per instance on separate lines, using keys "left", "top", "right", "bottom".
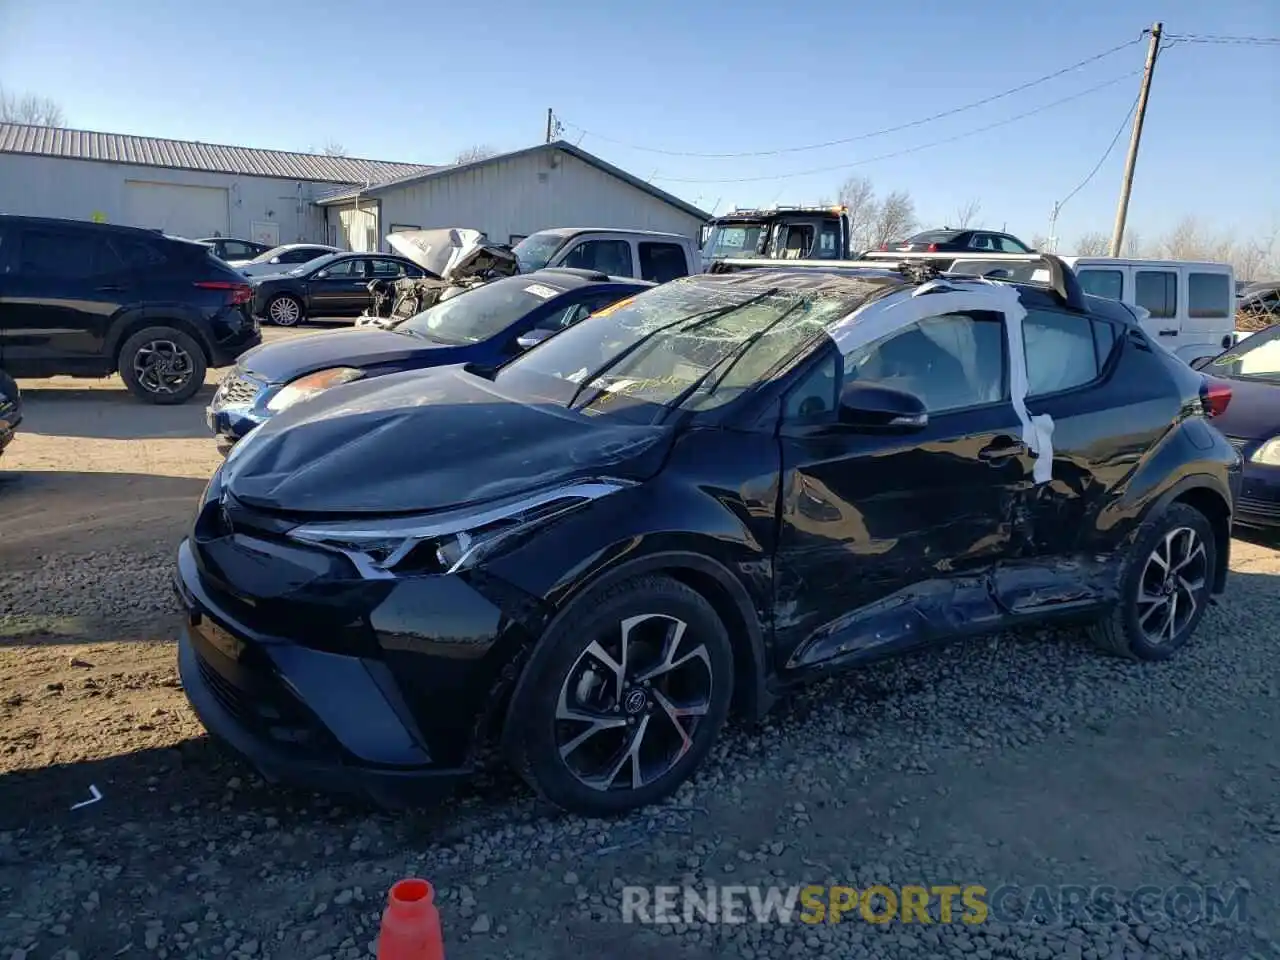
{"left": 119, "top": 326, "right": 207, "bottom": 405}
{"left": 267, "top": 294, "right": 304, "bottom": 326}
{"left": 505, "top": 575, "right": 734, "bottom": 815}
{"left": 1089, "top": 502, "right": 1216, "bottom": 660}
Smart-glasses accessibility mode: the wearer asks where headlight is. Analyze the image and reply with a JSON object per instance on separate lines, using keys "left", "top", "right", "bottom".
{"left": 1251, "top": 438, "right": 1280, "bottom": 465}
{"left": 267, "top": 367, "right": 365, "bottom": 412}
{"left": 286, "top": 480, "right": 631, "bottom": 578}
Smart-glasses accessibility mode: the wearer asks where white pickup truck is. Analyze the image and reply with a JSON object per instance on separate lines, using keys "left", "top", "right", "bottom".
{"left": 511, "top": 228, "right": 701, "bottom": 283}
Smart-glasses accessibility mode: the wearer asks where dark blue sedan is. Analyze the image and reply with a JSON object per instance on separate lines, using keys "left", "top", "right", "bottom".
{"left": 206, "top": 268, "right": 650, "bottom": 452}
{"left": 1194, "top": 323, "right": 1280, "bottom": 529}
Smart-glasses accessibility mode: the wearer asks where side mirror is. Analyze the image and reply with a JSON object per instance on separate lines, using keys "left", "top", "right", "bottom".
{"left": 1190, "top": 355, "right": 1213, "bottom": 371}
{"left": 838, "top": 381, "right": 929, "bottom": 432}
{"left": 517, "top": 328, "right": 554, "bottom": 350}
{"left": 314, "top": 270, "right": 328, "bottom": 279}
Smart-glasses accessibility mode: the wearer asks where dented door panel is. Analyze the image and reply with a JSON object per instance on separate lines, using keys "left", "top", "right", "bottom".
{"left": 772, "top": 402, "right": 1036, "bottom": 672}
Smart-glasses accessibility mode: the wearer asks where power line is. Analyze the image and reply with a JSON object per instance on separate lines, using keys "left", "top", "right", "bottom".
{"left": 649, "top": 70, "right": 1141, "bottom": 185}
{"left": 1161, "top": 33, "right": 1280, "bottom": 46}
{"left": 563, "top": 36, "right": 1144, "bottom": 159}
{"left": 1058, "top": 94, "right": 1141, "bottom": 212}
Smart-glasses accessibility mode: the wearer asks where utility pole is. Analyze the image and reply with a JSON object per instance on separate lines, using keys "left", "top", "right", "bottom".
{"left": 1110, "top": 22, "right": 1162, "bottom": 257}
{"left": 545, "top": 108, "right": 553, "bottom": 144}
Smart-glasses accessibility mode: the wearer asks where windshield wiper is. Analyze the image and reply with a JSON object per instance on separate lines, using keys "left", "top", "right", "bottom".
{"left": 663, "top": 299, "right": 809, "bottom": 415}
{"left": 566, "top": 288, "right": 781, "bottom": 411}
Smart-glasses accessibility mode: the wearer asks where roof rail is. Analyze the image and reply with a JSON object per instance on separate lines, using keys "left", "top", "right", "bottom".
{"left": 709, "top": 251, "right": 1087, "bottom": 312}
{"left": 717, "top": 204, "right": 847, "bottom": 218}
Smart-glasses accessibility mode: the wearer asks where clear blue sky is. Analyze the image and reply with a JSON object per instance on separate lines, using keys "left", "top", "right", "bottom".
{"left": 1, "top": 0, "right": 1276, "bottom": 247}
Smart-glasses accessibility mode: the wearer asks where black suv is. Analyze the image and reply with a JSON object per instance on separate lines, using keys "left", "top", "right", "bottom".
{"left": 0, "top": 216, "right": 261, "bottom": 404}
{"left": 175, "top": 254, "right": 1240, "bottom": 815}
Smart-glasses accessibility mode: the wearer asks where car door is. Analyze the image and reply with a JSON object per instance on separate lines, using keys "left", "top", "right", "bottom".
{"left": 772, "top": 308, "right": 1038, "bottom": 673}
{"left": 556, "top": 237, "right": 636, "bottom": 278}
{"left": 305, "top": 258, "right": 368, "bottom": 316}
{"left": 0, "top": 224, "right": 130, "bottom": 373}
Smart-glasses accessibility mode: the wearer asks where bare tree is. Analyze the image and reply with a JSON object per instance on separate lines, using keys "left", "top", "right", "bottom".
{"left": 321, "top": 139, "right": 346, "bottom": 157}
{"left": 953, "top": 198, "right": 983, "bottom": 229}
{"left": 454, "top": 144, "right": 497, "bottom": 165}
{"left": 0, "top": 87, "right": 66, "bottom": 126}
{"left": 869, "top": 190, "right": 917, "bottom": 249}
{"left": 1073, "top": 231, "right": 1110, "bottom": 256}
{"left": 1122, "top": 231, "right": 1143, "bottom": 258}
{"left": 1029, "top": 233, "right": 1050, "bottom": 252}
{"left": 838, "top": 176, "right": 879, "bottom": 251}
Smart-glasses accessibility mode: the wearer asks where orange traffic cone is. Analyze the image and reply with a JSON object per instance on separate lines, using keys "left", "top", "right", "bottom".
{"left": 377, "top": 878, "right": 444, "bottom": 960}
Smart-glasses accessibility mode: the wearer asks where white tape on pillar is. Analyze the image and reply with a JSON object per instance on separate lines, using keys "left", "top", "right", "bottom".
{"left": 829, "top": 279, "right": 1055, "bottom": 484}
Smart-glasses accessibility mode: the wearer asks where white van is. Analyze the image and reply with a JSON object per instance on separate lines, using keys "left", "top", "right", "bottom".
{"left": 1060, "top": 258, "right": 1236, "bottom": 365}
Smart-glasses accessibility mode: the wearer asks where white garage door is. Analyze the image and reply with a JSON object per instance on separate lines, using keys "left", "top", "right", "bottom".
{"left": 124, "top": 180, "right": 230, "bottom": 239}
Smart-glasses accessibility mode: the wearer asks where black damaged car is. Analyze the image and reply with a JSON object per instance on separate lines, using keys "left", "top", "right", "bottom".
{"left": 174, "top": 257, "right": 1241, "bottom": 815}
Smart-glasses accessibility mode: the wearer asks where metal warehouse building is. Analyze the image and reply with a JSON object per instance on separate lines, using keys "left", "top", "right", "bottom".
{"left": 0, "top": 123, "right": 708, "bottom": 251}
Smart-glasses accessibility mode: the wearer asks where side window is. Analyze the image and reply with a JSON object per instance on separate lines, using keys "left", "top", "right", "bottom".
{"left": 843, "top": 311, "right": 1006, "bottom": 413}
{"left": 968, "top": 234, "right": 995, "bottom": 251}
{"left": 537, "top": 301, "right": 590, "bottom": 332}
{"left": 1078, "top": 269, "right": 1123, "bottom": 301}
{"left": 282, "top": 248, "right": 323, "bottom": 263}
{"left": 1188, "top": 272, "right": 1230, "bottom": 318}
{"left": 561, "top": 239, "right": 634, "bottom": 277}
{"left": 1092, "top": 318, "right": 1118, "bottom": 367}
{"left": 638, "top": 242, "right": 689, "bottom": 283}
{"left": 1023, "top": 308, "right": 1102, "bottom": 396}
{"left": 994, "top": 235, "right": 1031, "bottom": 253}
{"left": 319, "top": 259, "right": 361, "bottom": 278}
{"left": 1135, "top": 270, "right": 1177, "bottom": 318}
{"left": 783, "top": 352, "right": 839, "bottom": 422}
{"left": 17, "top": 229, "right": 107, "bottom": 279}
{"left": 816, "top": 224, "right": 841, "bottom": 258}
{"left": 222, "top": 241, "right": 254, "bottom": 259}
{"left": 109, "top": 237, "right": 167, "bottom": 271}
{"left": 368, "top": 259, "right": 406, "bottom": 278}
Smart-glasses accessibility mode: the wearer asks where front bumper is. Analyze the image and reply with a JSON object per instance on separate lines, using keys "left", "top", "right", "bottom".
{"left": 206, "top": 371, "right": 273, "bottom": 447}
{"left": 174, "top": 538, "right": 473, "bottom": 805}
{"left": 1236, "top": 462, "right": 1280, "bottom": 529}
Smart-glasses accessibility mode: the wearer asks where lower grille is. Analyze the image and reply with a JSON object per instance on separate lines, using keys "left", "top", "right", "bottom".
{"left": 1225, "top": 436, "right": 1251, "bottom": 453}
{"left": 1237, "top": 496, "right": 1280, "bottom": 520}
{"left": 217, "top": 374, "right": 261, "bottom": 405}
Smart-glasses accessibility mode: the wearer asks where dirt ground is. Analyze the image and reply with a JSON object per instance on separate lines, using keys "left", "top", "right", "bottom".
{"left": 2, "top": 345, "right": 1278, "bottom": 960}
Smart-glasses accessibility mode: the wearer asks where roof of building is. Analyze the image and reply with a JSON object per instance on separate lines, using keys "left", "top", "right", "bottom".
{"left": 0, "top": 122, "right": 436, "bottom": 185}
{"left": 314, "top": 141, "right": 710, "bottom": 221}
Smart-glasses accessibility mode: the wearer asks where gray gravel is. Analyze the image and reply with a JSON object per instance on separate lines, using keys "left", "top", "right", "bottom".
{"left": 1, "top": 536, "right": 1278, "bottom": 960}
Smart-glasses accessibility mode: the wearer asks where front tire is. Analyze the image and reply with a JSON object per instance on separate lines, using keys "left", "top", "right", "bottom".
{"left": 1088, "top": 502, "right": 1216, "bottom": 660}
{"left": 119, "top": 326, "right": 207, "bottom": 405}
{"left": 266, "top": 294, "right": 305, "bottom": 327}
{"left": 505, "top": 574, "right": 734, "bottom": 816}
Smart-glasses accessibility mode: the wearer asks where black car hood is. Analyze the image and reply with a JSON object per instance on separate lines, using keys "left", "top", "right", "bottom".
{"left": 238, "top": 328, "right": 454, "bottom": 383}
{"left": 1206, "top": 374, "right": 1280, "bottom": 440}
{"left": 222, "top": 367, "right": 673, "bottom": 515}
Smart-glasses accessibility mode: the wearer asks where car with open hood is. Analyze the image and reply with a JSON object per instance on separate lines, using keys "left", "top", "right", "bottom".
{"left": 1192, "top": 323, "right": 1280, "bottom": 529}
{"left": 175, "top": 256, "right": 1240, "bottom": 815}
{"left": 206, "top": 268, "right": 649, "bottom": 451}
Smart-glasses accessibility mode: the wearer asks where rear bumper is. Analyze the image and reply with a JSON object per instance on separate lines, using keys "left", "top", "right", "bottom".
{"left": 173, "top": 539, "right": 471, "bottom": 806}
{"left": 208, "top": 313, "right": 262, "bottom": 368}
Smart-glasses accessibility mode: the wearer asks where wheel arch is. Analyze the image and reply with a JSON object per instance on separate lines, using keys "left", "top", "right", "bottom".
{"left": 1144, "top": 475, "right": 1233, "bottom": 594}
{"left": 109, "top": 315, "right": 214, "bottom": 371}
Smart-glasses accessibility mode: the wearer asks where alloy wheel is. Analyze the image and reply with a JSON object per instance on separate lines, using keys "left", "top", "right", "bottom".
{"left": 133, "top": 339, "right": 195, "bottom": 396}
{"left": 555, "top": 613, "right": 714, "bottom": 793}
{"left": 1136, "top": 526, "right": 1208, "bottom": 646}
{"left": 269, "top": 297, "right": 301, "bottom": 325}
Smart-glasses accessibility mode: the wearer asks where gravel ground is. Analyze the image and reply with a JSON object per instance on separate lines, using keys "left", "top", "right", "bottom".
{"left": 1, "top": 351, "right": 1278, "bottom": 960}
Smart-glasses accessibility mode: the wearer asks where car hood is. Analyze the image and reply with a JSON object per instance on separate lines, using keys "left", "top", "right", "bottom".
{"left": 238, "top": 328, "right": 455, "bottom": 384}
{"left": 222, "top": 367, "right": 673, "bottom": 515}
{"left": 1206, "top": 375, "right": 1280, "bottom": 440}
{"left": 387, "top": 228, "right": 517, "bottom": 282}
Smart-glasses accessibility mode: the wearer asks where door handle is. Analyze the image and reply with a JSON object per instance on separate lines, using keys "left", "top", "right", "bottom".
{"left": 978, "top": 438, "right": 1028, "bottom": 462}
{"left": 95, "top": 284, "right": 125, "bottom": 292}
{"left": 1158, "top": 329, "right": 1178, "bottom": 337}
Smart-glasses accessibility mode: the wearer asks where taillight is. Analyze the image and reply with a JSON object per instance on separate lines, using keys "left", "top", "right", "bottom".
{"left": 1200, "top": 377, "right": 1232, "bottom": 418}
{"left": 927, "top": 242, "right": 938, "bottom": 252}
{"left": 879, "top": 242, "right": 890, "bottom": 251}
{"left": 196, "top": 280, "right": 253, "bottom": 305}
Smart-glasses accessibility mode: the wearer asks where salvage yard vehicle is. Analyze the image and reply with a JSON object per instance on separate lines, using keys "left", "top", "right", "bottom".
{"left": 0, "top": 369, "right": 20, "bottom": 458}
{"left": 357, "top": 228, "right": 520, "bottom": 330}
{"left": 1192, "top": 323, "right": 1280, "bottom": 529}
{"left": 197, "top": 237, "right": 273, "bottom": 264}
{"left": 207, "top": 269, "right": 649, "bottom": 451}
{"left": 0, "top": 215, "right": 262, "bottom": 404}
{"left": 235, "top": 243, "right": 341, "bottom": 277}
{"left": 250, "top": 250, "right": 430, "bottom": 326}
{"left": 512, "top": 228, "right": 700, "bottom": 283}
{"left": 700, "top": 206, "right": 854, "bottom": 269}
{"left": 882, "top": 227, "right": 1036, "bottom": 256}
{"left": 175, "top": 255, "right": 1240, "bottom": 815}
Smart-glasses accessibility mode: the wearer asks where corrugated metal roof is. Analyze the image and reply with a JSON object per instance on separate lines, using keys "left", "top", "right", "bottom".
{"left": 0, "top": 123, "right": 437, "bottom": 185}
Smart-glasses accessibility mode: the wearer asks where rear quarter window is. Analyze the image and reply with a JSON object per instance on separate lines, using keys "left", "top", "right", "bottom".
{"left": 1188, "top": 272, "right": 1231, "bottom": 318}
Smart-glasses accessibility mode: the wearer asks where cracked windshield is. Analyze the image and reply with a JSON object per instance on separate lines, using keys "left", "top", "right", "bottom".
{"left": 0, "top": 2, "right": 1276, "bottom": 960}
